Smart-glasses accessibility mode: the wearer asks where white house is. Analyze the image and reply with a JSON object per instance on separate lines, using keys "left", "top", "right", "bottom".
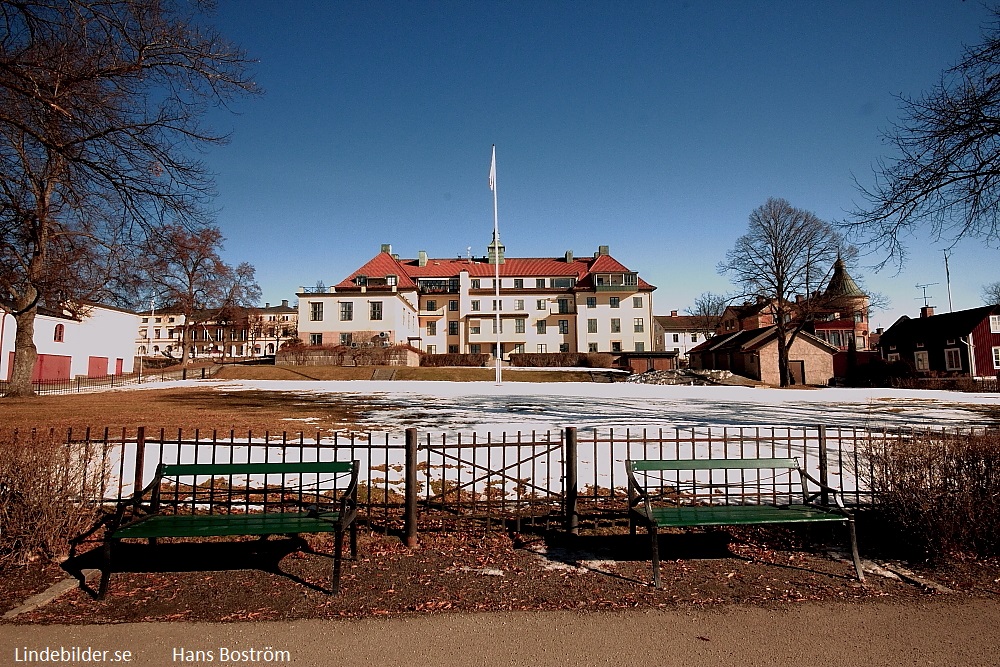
{"left": 297, "top": 242, "right": 656, "bottom": 358}
{"left": 1, "top": 304, "right": 139, "bottom": 381}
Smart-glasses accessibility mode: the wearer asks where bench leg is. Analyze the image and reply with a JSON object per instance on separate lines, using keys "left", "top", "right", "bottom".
{"left": 847, "top": 518, "right": 865, "bottom": 583}
{"left": 98, "top": 540, "right": 113, "bottom": 600}
{"left": 332, "top": 528, "right": 345, "bottom": 595}
{"left": 648, "top": 523, "right": 661, "bottom": 588}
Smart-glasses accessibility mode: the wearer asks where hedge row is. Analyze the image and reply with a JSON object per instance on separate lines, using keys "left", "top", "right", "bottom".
{"left": 420, "top": 353, "right": 491, "bottom": 367}
{"left": 508, "top": 352, "right": 614, "bottom": 368}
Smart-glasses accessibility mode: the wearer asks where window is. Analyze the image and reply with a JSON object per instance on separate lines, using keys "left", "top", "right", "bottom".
{"left": 470, "top": 344, "right": 480, "bottom": 354}
{"left": 470, "top": 325, "right": 481, "bottom": 335}
{"left": 991, "top": 315, "right": 1000, "bottom": 333}
{"left": 557, "top": 298, "right": 571, "bottom": 314}
{"left": 915, "top": 350, "right": 929, "bottom": 371}
{"left": 426, "top": 300, "right": 437, "bottom": 311}
{"left": 309, "top": 333, "right": 323, "bottom": 346}
{"left": 588, "top": 319, "right": 598, "bottom": 333}
{"left": 691, "top": 333, "right": 698, "bottom": 343}
{"left": 339, "top": 333, "right": 351, "bottom": 345}
{"left": 611, "top": 318, "right": 621, "bottom": 333}
{"left": 611, "top": 341, "right": 622, "bottom": 352}
{"left": 370, "top": 301, "right": 383, "bottom": 321}
{"left": 515, "top": 299, "right": 525, "bottom": 311}
{"left": 340, "top": 302, "right": 353, "bottom": 321}
{"left": 633, "top": 296, "right": 643, "bottom": 308}
{"left": 993, "top": 346, "right": 1000, "bottom": 369}
{"left": 513, "top": 343, "right": 525, "bottom": 354}
{"left": 53, "top": 324, "right": 64, "bottom": 342}
{"left": 559, "top": 320, "right": 569, "bottom": 334}
{"left": 672, "top": 333, "right": 679, "bottom": 343}
{"left": 610, "top": 297, "right": 620, "bottom": 309}
{"left": 634, "top": 318, "right": 644, "bottom": 333}
{"left": 559, "top": 343, "right": 569, "bottom": 352}
{"left": 471, "top": 279, "right": 481, "bottom": 289}
{"left": 426, "top": 344, "right": 437, "bottom": 354}
{"left": 945, "top": 348, "right": 962, "bottom": 371}
{"left": 854, "top": 311, "right": 865, "bottom": 323}
{"left": 155, "top": 328, "right": 162, "bottom": 340}
{"left": 537, "top": 344, "right": 547, "bottom": 353}
{"left": 552, "top": 277, "right": 576, "bottom": 288}
{"left": 448, "top": 321, "right": 459, "bottom": 336}
{"left": 536, "top": 278, "right": 546, "bottom": 288}
{"left": 886, "top": 353, "right": 900, "bottom": 362}
{"left": 471, "top": 300, "right": 481, "bottom": 311}
{"left": 449, "top": 300, "right": 458, "bottom": 311}
{"left": 386, "top": 275, "right": 397, "bottom": 286}
{"left": 515, "top": 318, "right": 526, "bottom": 334}
{"left": 514, "top": 279, "right": 524, "bottom": 289}
{"left": 492, "top": 319, "right": 503, "bottom": 334}
{"left": 493, "top": 299, "right": 502, "bottom": 311}
{"left": 449, "top": 345, "right": 459, "bottom": 353}
{"left": 586, "top": 297, "right": 597, "bottom": 308}
{"left": 310, "top": 302, "right": 323, "bottom": 321}
{"left": 635, "top": 342, "right": 645, "bottom": 352}
{"left": 427, "top": 321, "right": 437, "bottom": 336}
{"left": 536, "top": 320, "right": 547, "bottom": 334}
{"left": 589, "top": 342, "right": 599, "bottom": 352}
{"left": 536, "top": 299, "right": 547, "bottom": 311}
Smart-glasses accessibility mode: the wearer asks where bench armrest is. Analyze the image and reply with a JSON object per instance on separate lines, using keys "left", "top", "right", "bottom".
{"left": 797, "top": 467, "right": 851, "bottom": 514}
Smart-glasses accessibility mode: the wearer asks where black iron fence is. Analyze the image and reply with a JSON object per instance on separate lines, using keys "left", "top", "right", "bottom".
{"left": 0, "top": 365, "right": 221, "bottom": 396}
{"left": 13, "top": 423, "right": 992, "bottom": 537}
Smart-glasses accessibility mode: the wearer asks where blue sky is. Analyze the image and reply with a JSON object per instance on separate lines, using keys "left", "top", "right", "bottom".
{"left": 202, "top": 0, "right": 997, "bottom": 330}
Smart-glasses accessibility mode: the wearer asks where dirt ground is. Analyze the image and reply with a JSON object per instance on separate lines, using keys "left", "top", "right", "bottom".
{"left": 3, "top": 522, "right": 998, "bottom": 625}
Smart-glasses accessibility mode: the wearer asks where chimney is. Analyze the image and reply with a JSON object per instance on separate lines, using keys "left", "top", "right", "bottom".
{"left": 265, "top": 302, "right": 270, "bottom": 308}
{"left": 380, "top": 243, "right": 392, "bottom": 254}
{"left": 565, "top": 250, "right": 574, "bottom": 263}
{"left": 281, "top": 300, "right": 289, "bottom": 307}
{"left": 418, "top": 250, "right": 428, "bottom": 267}
{"left": 920, "top": 305, "right": 935, "bottom": 318}
{"left": 670, "top": 310, "right": 678, "bottom": 317}
{"left": 598, "top": 245, "right": 610, "bottom": 256}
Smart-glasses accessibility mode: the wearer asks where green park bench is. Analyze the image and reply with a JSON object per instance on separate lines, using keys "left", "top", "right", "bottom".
{"left": 94, "top": 459, "right": 359, "bottom": 599}
{"left": 626, "top": 457, "right": 864, "bottom": 587}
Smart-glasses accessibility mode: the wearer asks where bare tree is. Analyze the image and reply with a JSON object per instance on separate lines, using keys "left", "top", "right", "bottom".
{"left": 850, "top": 9, "right": 1000, "bottom": 268}
{"left": 982, "top": 281, "right": 1000, "bottom": 305}
{"left": 684, "top": 292, "right": 729, "bottom": 338}
{"left": 139, "top": 224, "right": 259, "bottom": 365}
{"left": 719, "top": 198, "right": 846, "bottom": 387}
{"left": 0, "top": 0, "right": 257, "bottom": 395}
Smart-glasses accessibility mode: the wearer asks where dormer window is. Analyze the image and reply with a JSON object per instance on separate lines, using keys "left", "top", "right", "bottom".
{"left": 916, "top": 341, "right": 924, "bottom": 348}
{"left": 354, "top": 275, "right": 368, "bottom": 286}
{"left": 54, "top": 323, "right": 64, "bottom": 342}
{"left": 386, "top": 275, "right": 398, "bottom": 286}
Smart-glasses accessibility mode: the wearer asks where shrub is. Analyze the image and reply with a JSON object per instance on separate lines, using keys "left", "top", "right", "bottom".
{"left": 860, "top": 430, "right": 1000, "bottom": 561}
{"left": 0, "top": 433, "right": 106, "bottom": 568}
{"left": 420, "top": 353, "right": 490, "bottom": 367}
{"left": 508, "top": 352, "right": 614, "bottom": 368}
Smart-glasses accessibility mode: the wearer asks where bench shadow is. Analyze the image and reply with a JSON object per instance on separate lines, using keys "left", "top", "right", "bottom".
{"left": 62, "top": 537, "right": 331, "bottom": 597}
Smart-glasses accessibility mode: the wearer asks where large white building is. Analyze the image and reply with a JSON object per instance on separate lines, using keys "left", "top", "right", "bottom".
{"left": 296, "top": 242, "right": 656, "bottom": 359}
{"left": 1, "top": 304, "right": 138, "bottom": 381}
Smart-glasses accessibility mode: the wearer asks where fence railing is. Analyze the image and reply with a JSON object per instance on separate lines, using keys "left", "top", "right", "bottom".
{"left": 9, "top": 424, "right": 992, "bottom": 534}
{"left": 0, "top": 365, "right": 221, "bottom": 396}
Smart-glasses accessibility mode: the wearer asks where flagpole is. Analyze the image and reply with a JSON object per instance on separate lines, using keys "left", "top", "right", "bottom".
{"left": 490, "top": 145, "right": 502, "bottom": 385}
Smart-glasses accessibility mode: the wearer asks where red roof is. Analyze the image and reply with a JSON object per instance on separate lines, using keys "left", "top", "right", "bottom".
{"left": 334, "top": 251, "right": 656, "bottom": 290}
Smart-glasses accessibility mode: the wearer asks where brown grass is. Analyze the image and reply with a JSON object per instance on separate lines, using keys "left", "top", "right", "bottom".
{"left": 214, "top": 365, "right": 608, "bottom": 383}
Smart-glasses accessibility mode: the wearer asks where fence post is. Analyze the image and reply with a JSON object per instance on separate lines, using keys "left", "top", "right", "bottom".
{"left": 565, "top": 426, "right": 579, "bottom": 535}
{"left": 182, "top": 368, "right": 187, "bottom": 380}
{"left": 817, "top": 424, "right": 829, "bottom": 506}
{"left": 404, "top": 427, "right": 418, "bottom": 547}
{"left": 201, "top": 367, "right": 206, "bottom": 379}
{"left": 132, "top": 426, "right": 147, "bottom": 506}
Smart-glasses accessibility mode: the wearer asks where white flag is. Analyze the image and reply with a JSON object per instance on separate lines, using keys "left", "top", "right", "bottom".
{"left": 489, "top": 145, "right": 496, "bottom": 191}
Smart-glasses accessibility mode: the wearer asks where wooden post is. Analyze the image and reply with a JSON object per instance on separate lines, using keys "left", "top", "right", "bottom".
{"left": 817, "top": 424, "right": 829, "bottom": 506}
{"left": 565, "top": 426, "right": 579, "bottom": 535}
{"left": 132, "top": 426, "right": 146, "bottom": 506}
{"left": 404, "top": 427, "right": 418, "bottom": 547}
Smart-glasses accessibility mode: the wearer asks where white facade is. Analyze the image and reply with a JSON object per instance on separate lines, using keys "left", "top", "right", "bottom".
{"left": 1, "top": 305, "right": 138, "bottom": 380}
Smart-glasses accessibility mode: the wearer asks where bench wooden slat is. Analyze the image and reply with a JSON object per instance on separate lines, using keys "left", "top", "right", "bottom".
{"left": 629, "top": 458, "right": 800, "bottom": 472}
{"left": 113, "top": 511, "right": 343, "bottom": 539}
{"left": 161, "top": 461, "right": 354, "bottom": 477}
{"left": 643, "top": 504, "right": 847, "bottom": 528}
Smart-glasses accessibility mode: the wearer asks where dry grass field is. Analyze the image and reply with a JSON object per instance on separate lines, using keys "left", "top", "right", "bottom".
{"left": 0, "top": 364, "right": 616, "bottom": 433}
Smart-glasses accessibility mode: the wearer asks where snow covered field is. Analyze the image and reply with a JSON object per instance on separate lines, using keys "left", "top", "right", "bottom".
{"left": 192, "top": 379, "right": 999, "bottom": 432}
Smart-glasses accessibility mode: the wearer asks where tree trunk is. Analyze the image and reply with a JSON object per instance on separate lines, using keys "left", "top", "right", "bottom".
{"left": 6, "top": 305, "right": 39, "bottom": 397}
{"left": 775, "top": 322, "right": 790, "bottom": 388}
{"left": 180, "top": 321, "right": 192, "bottom": 367}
